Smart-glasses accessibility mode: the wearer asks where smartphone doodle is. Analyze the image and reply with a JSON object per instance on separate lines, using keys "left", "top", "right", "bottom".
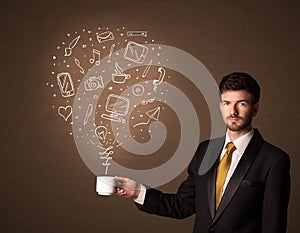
{"left": 57, "top": 72, "right": 75, "bottom": 97}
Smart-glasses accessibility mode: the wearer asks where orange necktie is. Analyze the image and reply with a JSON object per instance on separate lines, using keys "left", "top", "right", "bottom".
{"left": 216, "top": 142, "right": 236, "bottom": 209}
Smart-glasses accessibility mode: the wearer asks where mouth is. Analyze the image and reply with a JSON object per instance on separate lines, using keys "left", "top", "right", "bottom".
{"left": 228, "top": 117, "right": 240, "bottom": 122}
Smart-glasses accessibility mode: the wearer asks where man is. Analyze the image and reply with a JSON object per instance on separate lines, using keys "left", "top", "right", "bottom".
{"left": 115, "top": 72, "right": 290, "bottom": 233}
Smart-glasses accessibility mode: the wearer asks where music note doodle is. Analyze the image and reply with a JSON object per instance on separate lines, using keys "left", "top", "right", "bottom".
{"left": 90, "top": 49, "right": 101, "bottom": 65}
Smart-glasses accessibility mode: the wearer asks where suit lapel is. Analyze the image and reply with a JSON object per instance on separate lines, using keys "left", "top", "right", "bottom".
{"left": 206, "top": 137, "right": 225, "bottom": 219}
{"left": 211, "top": 129, "right": 264, "bottom": 226}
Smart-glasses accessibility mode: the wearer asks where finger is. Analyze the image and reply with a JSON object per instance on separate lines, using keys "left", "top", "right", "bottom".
{"left": 115, "top": 176, "right": 126, "bottom": 182}
{"left": 115, "top": 188, "right": 125, "bottom": 196}
{"left": 115, "top": 176, "right": 126, "bottom": 186}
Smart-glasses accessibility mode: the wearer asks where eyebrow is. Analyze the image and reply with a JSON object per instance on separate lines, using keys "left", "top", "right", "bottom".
{"left": 221, "top": 99, "right": 250, "bottom": 103}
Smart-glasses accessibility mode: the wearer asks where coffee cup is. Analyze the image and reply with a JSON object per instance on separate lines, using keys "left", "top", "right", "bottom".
{"left": 112, "top": 73, "right": 131, "bottom": 84}
{"left": 96, "top": 176, "right": 116, "bottom": 196}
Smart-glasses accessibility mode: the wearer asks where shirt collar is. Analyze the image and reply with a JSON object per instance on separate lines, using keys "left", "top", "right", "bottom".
{"left": 224, "top": 129, "right": 254, "bottom": 155}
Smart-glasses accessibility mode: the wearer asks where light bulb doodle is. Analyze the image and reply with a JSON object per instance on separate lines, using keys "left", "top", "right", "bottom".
{"left": 95, "top": 125, "right": 108, "bottom": 141}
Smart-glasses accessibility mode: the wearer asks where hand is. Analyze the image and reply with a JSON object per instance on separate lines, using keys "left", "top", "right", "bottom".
{"left": 115, "top": 176, "right": 141, "bottom": 198}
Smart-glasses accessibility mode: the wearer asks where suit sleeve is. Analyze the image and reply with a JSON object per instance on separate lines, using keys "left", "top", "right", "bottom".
{"left": 262, "top": 151, "right": 290, "bottom": 233}
{"left": 138, "top": 164, "right": 196, "bottom": 219}
{"left": 136, "top": 142, "right": 206, "bottom": 219}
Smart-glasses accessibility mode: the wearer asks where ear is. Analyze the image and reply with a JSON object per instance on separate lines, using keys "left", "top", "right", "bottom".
{"left": 252, "top": 103, "right": 259, "bottom": 117}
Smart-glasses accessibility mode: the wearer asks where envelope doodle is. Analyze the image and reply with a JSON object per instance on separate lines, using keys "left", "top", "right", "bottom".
{"left": 96, "top": 31, "right": 114, "bottom": 44}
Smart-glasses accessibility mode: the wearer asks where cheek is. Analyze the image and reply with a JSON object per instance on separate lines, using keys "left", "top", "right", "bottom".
{"left": 242, "top": 109, "right": 253, "bottom": 119}
{"left": 219, "top": 106, "right": 227, "bottom": 117}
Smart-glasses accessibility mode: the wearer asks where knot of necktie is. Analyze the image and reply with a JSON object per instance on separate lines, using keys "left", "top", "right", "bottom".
{"left": 226, "top": 142, "right": 236, "bottom": 155}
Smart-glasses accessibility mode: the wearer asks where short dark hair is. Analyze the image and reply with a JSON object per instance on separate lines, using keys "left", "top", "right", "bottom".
{"left": 219, "top": 72, "right": 260, "bottom": 104}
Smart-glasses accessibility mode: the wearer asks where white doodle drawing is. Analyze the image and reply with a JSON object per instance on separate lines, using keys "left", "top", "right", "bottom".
{"left": 108, "top": 43, "right": 116, "bottom": 59}
{"left": 95, "top": 125, "right": 108, "bottom": 140}
{"left": 153, "top": 67, "right": 166, "bottom": 92}
{"left": 101, "top": 156, "right": 113, "bottom": 175}
{"left": 126, "top": 31, "right": 148, "bottom": 37}
{"left": 56, "top": 72, "right": 75, "bottom": 97}
{"left": 132, "top": 84, "right": 145, "bottom": 96}
{"left": 141, "top": 97, "right": 155, "bottom": 105}
{"left": 74, "top": 58, "right": 85, "bottom": 74}
{"left": 96, "top": 31, "right": 114, "bottom": 44}
{"left": 133, "top": 106, "right": 161, "bottom": 128}
{"left": 142, "top": 59, "right": 152, "bottom": 78}
{"left": 84, "top": 75, "right": 104, "bottom": 91}
{"left": 89, "top": 48, "right": 101, "bottom": 65}
{"left": 111, "top": 62, "right": 131, "bottom": 84}
{"left": 124, "top": 41, "right": 148, "bottom": 64}
{"left": 64, "top": 35, "right": 80, "bottom": 56}
{"left": 58, "top": 105, "right": 72, "bottom": 121}
{"left": 101, "top": 94, "right": 130, "bottom": 123}
{"left": 99, "top": 148, "right": 114, "bottom": 175}
{"left": 83, "top": 104, "right": 93, "bottom": 126}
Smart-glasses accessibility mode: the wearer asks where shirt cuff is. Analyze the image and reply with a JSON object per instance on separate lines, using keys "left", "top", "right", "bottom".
{"left": 134, "top": 184, "right": 146, "bottom": 205}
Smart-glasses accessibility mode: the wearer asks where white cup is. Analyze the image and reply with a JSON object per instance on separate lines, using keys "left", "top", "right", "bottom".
{"left": 96, "top": 176, "right": 116, "bottom": 196}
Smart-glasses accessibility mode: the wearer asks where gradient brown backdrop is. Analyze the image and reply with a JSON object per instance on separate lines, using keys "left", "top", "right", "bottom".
{"left": 1, "top": 0, "right": 299, "bottom": 232}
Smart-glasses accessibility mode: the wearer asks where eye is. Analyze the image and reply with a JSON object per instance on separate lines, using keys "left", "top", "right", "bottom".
{"left": 238, "top": 102, "right": 247, "bottom": 107}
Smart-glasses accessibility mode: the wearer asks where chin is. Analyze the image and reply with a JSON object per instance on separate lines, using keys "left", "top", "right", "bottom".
{"left": 227, "top": 123, "right": 252, "bottom": 132}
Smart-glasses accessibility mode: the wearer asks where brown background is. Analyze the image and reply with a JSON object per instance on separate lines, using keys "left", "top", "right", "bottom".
{"left": 1, "top": 0, "right": 299, "bottom": 232}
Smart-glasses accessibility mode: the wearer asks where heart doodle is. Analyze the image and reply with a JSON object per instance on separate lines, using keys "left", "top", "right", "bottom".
{"left": 58, "top": 105, "right": 72, "bottom": 121}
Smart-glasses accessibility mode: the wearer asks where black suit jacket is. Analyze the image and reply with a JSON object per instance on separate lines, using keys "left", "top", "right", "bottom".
{"left": 138, "top": 129, "right": 290, "bottom": 233}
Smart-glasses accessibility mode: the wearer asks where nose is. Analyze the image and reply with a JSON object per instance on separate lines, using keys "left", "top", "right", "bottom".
{"left": 230, "top": 104, "right": 238, "bottom": 116}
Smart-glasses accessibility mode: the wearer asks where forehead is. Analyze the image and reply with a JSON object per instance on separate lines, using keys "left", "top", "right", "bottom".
{"left": 220, "top": 90, "right": 252, "bottom": 101}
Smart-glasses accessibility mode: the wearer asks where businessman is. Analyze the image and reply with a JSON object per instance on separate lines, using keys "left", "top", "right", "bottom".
{"left": 115, "top": 72, "right": 290, "bottom": 233}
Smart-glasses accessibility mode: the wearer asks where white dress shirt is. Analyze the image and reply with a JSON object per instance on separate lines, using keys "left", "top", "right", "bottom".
{"left": 221, "top": 129, "right": 254, "bottom": 194}
{"left": 134, "top": 129, "right": 254, "bottom": 205}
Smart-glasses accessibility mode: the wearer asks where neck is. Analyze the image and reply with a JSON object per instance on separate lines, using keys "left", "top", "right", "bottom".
{"left": 227, "top": 126, "right": 253, "bottom": 141}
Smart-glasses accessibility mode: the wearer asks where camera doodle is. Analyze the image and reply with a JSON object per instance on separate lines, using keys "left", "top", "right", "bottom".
{"left": 84, "top": 75, "right": 104, "bottom": 91}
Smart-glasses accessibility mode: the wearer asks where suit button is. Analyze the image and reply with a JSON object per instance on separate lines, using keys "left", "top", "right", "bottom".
{"left": 209, "top": 228, "right": 215, "bottom": 233}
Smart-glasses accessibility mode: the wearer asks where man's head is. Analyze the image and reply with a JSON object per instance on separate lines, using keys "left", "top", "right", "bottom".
{"left": 219, "top": 72, "right": 260, "bottom": 105}
{"left": 219, "top": 72, "right": 260, "bottom": 134}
